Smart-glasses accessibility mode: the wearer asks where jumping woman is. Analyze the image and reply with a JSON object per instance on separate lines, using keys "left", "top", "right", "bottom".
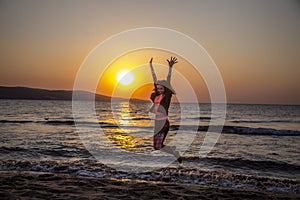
{"left": 149, "top": 57, "right": 182, "bottom": 163}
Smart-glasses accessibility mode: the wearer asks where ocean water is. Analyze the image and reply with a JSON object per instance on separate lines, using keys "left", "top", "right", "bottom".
{"left": 0, "top": 100, "right": 299, "bottom": 193}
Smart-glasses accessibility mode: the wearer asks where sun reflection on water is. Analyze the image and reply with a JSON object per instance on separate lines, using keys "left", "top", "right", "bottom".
{"left": 113, "top": 102, "right": 134, "bottom": 126}
{"left": 106, "top": 129, "right": 146, "bottom": 151}
{"left": 102, "top": 102, "right": 152, "bottom": 152}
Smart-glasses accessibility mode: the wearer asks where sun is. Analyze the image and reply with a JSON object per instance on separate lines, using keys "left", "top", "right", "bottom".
{"left": 116, "top": 70, "right": 134, "bottom": 85}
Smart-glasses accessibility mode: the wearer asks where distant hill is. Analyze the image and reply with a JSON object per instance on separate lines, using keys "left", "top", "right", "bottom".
{"left": 0, "top": 86, "right": 147, "bottom": 102}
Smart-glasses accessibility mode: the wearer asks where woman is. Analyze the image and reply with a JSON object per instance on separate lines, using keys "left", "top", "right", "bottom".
{"left": 149, "top": 57, "right": 182, "bottom": 163}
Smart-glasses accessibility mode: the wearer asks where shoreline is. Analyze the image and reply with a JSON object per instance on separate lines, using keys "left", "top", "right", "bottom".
{"left": 1, "top": 170, "right": 299, "bottom": 200}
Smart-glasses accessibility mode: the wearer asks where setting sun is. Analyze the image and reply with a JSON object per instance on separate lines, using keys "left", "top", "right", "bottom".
{"left": 96, "top": 49, "right": 208, "bottom": 101}
{"left": 116, "top": 70, "right": 134, "bottom": 86}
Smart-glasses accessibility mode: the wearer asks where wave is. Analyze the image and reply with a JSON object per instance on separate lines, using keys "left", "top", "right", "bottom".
{"left": 45, "top": 120, "right": 75, "bottom": 125}
{"left": 1, "top": 119, "right": 299, "bottom": 136}
{"left": 231, "top": 120, "right": 300, "bottom": 124}
{"left": 0, "top": 119, "right": 113, "bottom": 126}
{"left": 225, "top": 126, "right": 300, "bottom": 136}
{"left": 0, "top": 146, "right": 92, "bottom": 158}
{"left": 0, "top": 119, "right": 76, "bottom": 125}
{"left": 186, "top": 117, "right": 212, "bottom": 121}
{"left": 0, "top": 146, "right": 28, "bottom": 152}
{"left": 131, "top": 117, "right": 151, "bottom": 121}
{"left": 183, "top": 156, "right": 300, "bottom": 173}
{"left": 0, "top": 120, "right": 33, "bottom": 124}
{"left": 0, "top": 159, "right": 299, "bottom": 194}
{"left": 171, "top": 125, "right": 300, "bottom": 136}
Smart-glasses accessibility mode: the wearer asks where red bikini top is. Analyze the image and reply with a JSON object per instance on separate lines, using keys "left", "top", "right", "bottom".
{"left": 154, "top": 94, "right": 164, "bottom": 104}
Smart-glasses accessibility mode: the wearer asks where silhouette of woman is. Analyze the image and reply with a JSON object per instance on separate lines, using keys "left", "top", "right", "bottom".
{"left": 149, "top": 57, "right": 182, "bottom": 163}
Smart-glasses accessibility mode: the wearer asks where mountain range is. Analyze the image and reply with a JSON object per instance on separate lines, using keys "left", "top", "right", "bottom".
{"left": 0, "top": 86, "right": 146, "bottom": 102}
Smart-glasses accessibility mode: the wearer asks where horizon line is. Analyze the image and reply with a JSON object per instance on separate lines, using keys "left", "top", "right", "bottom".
{"left": 1, "top": 85, "right": 299, "bottom": 106}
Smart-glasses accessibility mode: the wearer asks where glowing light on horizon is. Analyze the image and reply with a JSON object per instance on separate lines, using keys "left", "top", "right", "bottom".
{"left": 116, "top": 70, "right": 134, "bottom": 85}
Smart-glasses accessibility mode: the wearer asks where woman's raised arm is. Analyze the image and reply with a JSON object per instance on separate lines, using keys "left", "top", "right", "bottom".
{"left": 166, "top": 57, "right": 177, "bottom": 83}
{"left": 149, "top": 57, "right": 157, "bottom": 84}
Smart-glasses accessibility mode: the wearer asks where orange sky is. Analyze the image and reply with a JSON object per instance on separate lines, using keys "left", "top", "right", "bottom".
{"left": 97, "top": 49, "right": 209, "bottom": 102}
{"left": 0, "top": 0, "right": 299, "bottom": 104}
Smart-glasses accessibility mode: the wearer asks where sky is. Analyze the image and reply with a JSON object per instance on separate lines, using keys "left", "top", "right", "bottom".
{"left": 0, "top": 0, "right": 299, "bottom": 104}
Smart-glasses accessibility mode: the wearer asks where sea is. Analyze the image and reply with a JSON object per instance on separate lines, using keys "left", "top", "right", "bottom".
{"left": 0, "top": 100, "right": 299, "bottom": 194}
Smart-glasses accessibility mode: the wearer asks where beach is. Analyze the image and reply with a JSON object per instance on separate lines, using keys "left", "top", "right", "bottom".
{"left": 1, "top": 0, "right": 300, "bottom": 198}
{"left": 1, "top": 171, "right": 299, "bottom": 200}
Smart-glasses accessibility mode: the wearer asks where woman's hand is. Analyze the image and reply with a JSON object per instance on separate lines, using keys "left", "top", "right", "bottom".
{"left": 150, "top": 57, "right": 153, "bottom": 64}
{"left": 167, "top": 57, "right": 177, "bottom": 67}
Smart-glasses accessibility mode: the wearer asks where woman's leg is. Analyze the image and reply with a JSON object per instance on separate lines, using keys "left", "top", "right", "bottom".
{"left": 153, "top": 120, "right": 182, "bottom": 163}
{"left": 161, "top": 120, "right": 169, "bottom": 147}
{"left": 153, "top": 120, "right": 168, "bottom": 150}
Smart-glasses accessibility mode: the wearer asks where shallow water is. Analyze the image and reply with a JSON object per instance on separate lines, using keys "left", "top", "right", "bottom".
{"left": 0, "top": 100, "right": 299, "bottom": 187}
